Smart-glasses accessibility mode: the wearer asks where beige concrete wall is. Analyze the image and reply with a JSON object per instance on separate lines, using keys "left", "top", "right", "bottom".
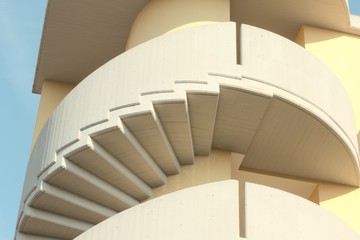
{"left": 126, "top": 0, "right": 230, "bottom": 49}
{"left": 299, "top": 25, "right": 360, "bottom": 131}
{"left": 32, "top": 80, "right": 75, "bottom": 147}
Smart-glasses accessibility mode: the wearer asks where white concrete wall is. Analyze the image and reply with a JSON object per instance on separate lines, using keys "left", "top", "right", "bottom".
{"left": 75, "top": 180, "right": 241, "bottom": 240}
{"left": 73, "top": 181, "right": 360, "bottom": 240}
{"left": 245, "top": 182, "right": 360, "bottom": 240}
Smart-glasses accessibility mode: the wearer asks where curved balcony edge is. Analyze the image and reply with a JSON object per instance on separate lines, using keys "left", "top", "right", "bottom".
{"left": 70, "top": 180, "right": 359, "bottom": 240}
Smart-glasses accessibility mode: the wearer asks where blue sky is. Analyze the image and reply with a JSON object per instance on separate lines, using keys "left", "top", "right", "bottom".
{"left": 351, "top": 0, "right": 360, "bottom": 15}
{"left": 0, "top": 1, "right": 46, "bottom": 239}
{"left": 0, "top": 1, "right": 359, "bottom": 240}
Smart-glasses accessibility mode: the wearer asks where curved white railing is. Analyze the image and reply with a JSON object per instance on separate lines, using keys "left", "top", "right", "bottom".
{"left": 73, "top": 180, "right": 360, "bottom": 240}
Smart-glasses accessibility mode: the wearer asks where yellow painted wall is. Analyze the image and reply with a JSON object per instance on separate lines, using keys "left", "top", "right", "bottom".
{"left": 316, "top": 182, "right": 360, "bottom": 234}
{"left": 32, "top": 80, "right": 75, "bottom": 147}
{"left": 126, "top": 0, "right": 229, "bottom": 49}
{"left": 298, "top": 25, "right": 360, "bottom": 131}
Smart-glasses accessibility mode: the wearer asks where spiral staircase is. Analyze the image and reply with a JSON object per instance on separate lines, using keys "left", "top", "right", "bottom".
{"left": 15, "top": 23, "right": 360, "bottom": 240}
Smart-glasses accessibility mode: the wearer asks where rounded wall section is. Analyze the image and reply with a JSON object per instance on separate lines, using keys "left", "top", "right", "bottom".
{"left": 73, "top": 181, "right": 360, "bottom": 240}
{"left": 74, "top": 181, "right": 241, "bottom": 240}
{"left": 245, "top": 183, "right": 360, "bottom": 240}
{"left": 125, "top": 0, "right": 230, "bottom": 49}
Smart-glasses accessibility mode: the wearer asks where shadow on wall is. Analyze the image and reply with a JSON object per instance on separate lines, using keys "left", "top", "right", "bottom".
{"left": 298, "top": 25, "right": 360, "bottom": 44}
{"left": 233, "top": 165, "right": 359, "bottom": 237}
{"left": 317, "top": 181, "right": 357, "bottom": 202}
{"left": 231, "top": 153, "right": 359, "bottom": 203}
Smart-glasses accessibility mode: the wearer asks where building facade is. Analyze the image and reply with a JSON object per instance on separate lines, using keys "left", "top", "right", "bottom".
{"left": 16, "top": 0, "right": 360, "bottom": 239}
